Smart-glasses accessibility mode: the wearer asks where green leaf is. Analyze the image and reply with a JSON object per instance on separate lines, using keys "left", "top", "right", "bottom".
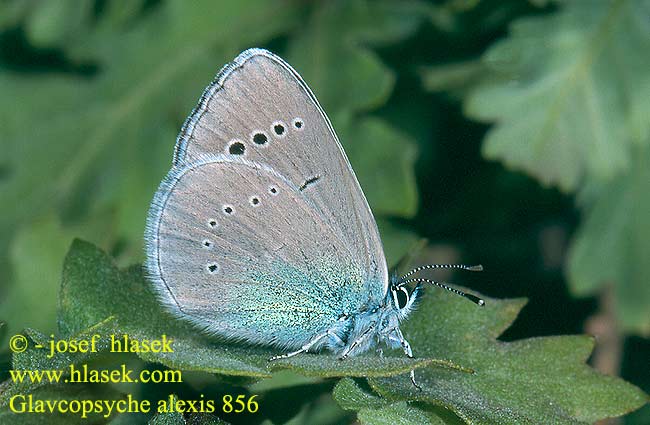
{"left": 342, "top": 117, "right": 419, "bottom": 218}
{"left": 465, "top": 0, "right": 650, "bottom": 192}
{"left": 358, "top": 402, "right": 436, "bottom": 425}
{"left": 568, "top": 147, "right": 650, "bottom": 335}
{"left": 0, "top": 216, "right": 69, "bottom": 336}
{"left": 333, "top": 378, "right": 449, "bottom": 424}
{"left": 57, "top": 240, "right": 648, "bottom": 423}
{"left": 24, "top": 0, "right": 94, "bottom": 48}
{"left": 58, "top": 240, "right": 449, "bottom": 379}
{"left": 368, "top": 292, "right": 649, "bottom": 424}
{"left": 334, "top": 378, "right": 391, "bottom": 411}
{"left": 420, "top": 60, "right": 487, "bottom": 99}
{"left": 287, "top": 0, "right": 425, "bottom": 114}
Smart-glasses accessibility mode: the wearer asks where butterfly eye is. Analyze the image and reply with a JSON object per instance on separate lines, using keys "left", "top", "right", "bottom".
{"left": 394, "top": 287, "right": 409, "bottom": 309}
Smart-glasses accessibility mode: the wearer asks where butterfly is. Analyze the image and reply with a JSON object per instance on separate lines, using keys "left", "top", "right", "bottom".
{"left": 145, "top": 48, "right": 483, "bottom": 388}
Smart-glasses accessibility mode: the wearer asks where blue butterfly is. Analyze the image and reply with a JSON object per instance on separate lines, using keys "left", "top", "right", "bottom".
{"left": 145, "top": 49, "right": 483, "bottom": 388}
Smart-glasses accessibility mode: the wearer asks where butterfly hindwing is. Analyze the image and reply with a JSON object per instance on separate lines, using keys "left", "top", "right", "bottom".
{"left": 146, "top": 155, "right": 376, "bottom": 348}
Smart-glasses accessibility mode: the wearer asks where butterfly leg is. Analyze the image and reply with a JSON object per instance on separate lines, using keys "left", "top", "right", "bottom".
{"left": 339, "top": 325, "right": 375, "bottom": 360}
{"left": 387, "top": 328, "right": 422, "bottom": 391}
{"left": 268, "top": 330, "right": 332, "bottom": 361}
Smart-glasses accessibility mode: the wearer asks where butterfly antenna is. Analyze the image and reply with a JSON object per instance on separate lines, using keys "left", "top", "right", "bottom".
{"left": 398, "top": 277, "right": 485, "bottom": 306}
{"left": 400, "top": 263, "right": 483, "bottom": 280}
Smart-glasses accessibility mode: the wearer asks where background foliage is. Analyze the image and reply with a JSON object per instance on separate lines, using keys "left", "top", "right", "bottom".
{"left": 1, "top": 0, "right": 649, "bottom": 423}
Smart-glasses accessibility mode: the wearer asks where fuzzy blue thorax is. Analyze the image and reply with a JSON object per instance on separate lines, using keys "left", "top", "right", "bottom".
{"left": 332, "top": 279, "right": 419, "bottom": 359}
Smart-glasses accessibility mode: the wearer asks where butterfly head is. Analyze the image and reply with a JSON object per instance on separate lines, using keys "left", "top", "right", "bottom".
{"left": 387, "top": 273, "right": 420, "bottom": 321}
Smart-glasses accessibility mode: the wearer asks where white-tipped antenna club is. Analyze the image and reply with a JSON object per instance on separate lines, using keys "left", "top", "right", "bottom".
{"left": 398, "top": 277, "right": 485, "bottom": 306}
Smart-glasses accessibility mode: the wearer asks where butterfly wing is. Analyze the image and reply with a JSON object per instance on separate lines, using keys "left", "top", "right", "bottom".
{"left": 146, "top": 155, "right": 370, "bottom": 348}
{"left": 172, "top": 49, "right": 388, "bottom": 294}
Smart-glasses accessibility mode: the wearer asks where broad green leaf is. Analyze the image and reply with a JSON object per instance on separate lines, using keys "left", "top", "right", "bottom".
{"left": 465, "top": 0, "right": 650, "bottom": 192}
{"left": 287, "top": 0, "right": 425, "bottom": 114}
{"left": 57, "top": 240, "right": 447, "bottom": 379}
{"left": 0, "top": 216, "right": 68, "bottom": 336}
{"left": 568, "top": 147, "right": 650, "bottom": 335}
{"left": 248, "top": 370, "right": 322, "bottom": 393}
{"left": 0, "top": 1, "right": 42, "bottom": 32}
{"left": 369, "top": 292, "right": 649, "bottom": 424}
{"left": 420, "top": 60, "right": 487, "bottom": 100}
{"left": 334, "top": 378, "right": 390, "bottom": 411}
{"left": 342, "top": 117, "right": 419, "bottom": 218}
{"left": 57, "top": 240, "right": 649, "bottom": 423}
{"left": 358, "top": 402, "right": 436, "bottom": 425}
{"left": 333, "top": 378, "right": 450, "bottom": 424}
{"left": 24, "top": 0, "right": 94, "bottom": 48}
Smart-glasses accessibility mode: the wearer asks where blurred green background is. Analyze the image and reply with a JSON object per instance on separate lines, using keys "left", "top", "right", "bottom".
{"left": 1, "top": 0, "right": 649, "bottom": 423}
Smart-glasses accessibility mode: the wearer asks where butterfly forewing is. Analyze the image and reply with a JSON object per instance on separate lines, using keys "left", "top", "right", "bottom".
{"left": 172, "top": 49, "right": 387, "bottom": 293}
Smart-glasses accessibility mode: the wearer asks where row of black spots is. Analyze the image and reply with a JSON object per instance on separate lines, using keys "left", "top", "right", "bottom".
{"left": 203, "top": 220, "right": 218, "bottom": 273}
{"left": 201, "top": 220, "right": 218, "bottom": 272}
{"left": 201, "top": 183, "right": 281, "bottom": 273}
{"left": 203, "top": 190, "right": 271, "bottom": 233}
{"left": 226, "top": 117, "right": 305, "bottom": 156}
{"left": 206, "top": 186, "right": 279, "bottom": 224}
{"left": 202, "top": 218, "right": 219, "bottom": 272}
